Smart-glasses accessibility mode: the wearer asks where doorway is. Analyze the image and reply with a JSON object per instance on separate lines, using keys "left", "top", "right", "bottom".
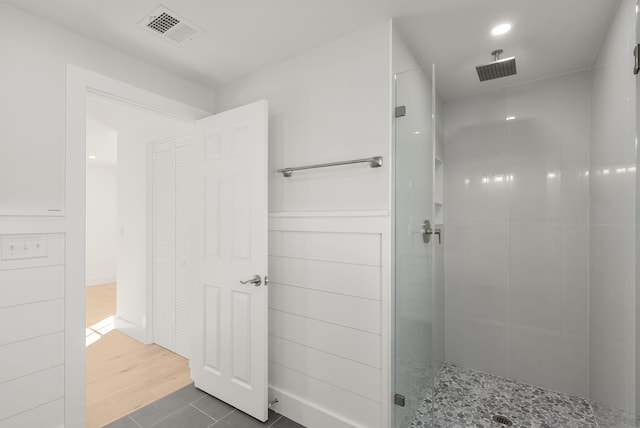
{"left": 67, "top": 66, "right": 271, "bottom": 427}
{"left": 84, "top": 95, "right": 194, "bottom": 427}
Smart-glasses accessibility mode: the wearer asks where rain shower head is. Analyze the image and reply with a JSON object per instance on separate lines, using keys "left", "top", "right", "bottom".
{"left": 476, "top": 49, "right": 517, "bottom": 82}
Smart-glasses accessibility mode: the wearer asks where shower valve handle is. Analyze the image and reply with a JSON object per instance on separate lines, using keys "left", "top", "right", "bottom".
{"left": 434, "top": 228, "right": 441, "bottom": 244}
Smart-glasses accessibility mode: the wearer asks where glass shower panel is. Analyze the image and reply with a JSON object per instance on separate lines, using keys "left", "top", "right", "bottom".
{"left": 636, "top": 1, "right": 640, "bottom": 423}
{"left": 394, "top": 67, "right": 436, "bottom": 428}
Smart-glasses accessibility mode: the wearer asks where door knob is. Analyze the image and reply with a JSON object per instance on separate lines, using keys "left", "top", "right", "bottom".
{"left": 240, "top": 274, "right": 262, "bottom": 287}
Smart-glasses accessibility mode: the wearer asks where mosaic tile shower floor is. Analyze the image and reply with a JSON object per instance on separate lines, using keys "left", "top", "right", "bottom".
{"left": 410, "top": 363, "right": 636, "bottom": 428}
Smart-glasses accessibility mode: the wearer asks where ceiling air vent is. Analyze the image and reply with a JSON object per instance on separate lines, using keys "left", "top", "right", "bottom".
{"left": 138, "top": 5, "right": 203, "bottom": 45}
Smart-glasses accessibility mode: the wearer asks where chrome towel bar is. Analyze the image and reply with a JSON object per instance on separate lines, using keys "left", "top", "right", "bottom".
{"left": 277, "top": 156, "right": 383, "bottom": 177}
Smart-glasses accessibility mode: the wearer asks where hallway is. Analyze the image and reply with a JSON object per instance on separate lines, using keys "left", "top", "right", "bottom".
{"left": 85, "top": 283, "right": 191, "bottom": 427}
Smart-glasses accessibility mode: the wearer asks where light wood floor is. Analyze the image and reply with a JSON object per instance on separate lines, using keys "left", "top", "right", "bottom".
{"left": 86, "top": 283, "right": 191, "bottom": 428}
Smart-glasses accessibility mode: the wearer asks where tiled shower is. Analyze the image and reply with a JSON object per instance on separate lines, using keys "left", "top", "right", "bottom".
{"left": 444, "top": 71, "right": 592, "bottom": 398}
{"left": 394, "top": 0, "right": 638, "bottom": 426}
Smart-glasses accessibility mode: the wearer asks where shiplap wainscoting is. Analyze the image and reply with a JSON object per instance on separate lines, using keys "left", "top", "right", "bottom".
{"left": 267, "top": 212, "right": 390, "bottom": 428}
{"left": 0, "top": 222, "right": 66, "bottom": 428}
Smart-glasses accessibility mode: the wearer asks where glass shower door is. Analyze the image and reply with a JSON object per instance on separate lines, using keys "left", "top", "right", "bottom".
{"left": 394, "top": 67, "right": 436, "bottom": 428}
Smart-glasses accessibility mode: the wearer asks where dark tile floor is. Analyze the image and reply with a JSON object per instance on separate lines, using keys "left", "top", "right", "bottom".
{"left": 105, "top": 384, "right": 304, "bottom": 428}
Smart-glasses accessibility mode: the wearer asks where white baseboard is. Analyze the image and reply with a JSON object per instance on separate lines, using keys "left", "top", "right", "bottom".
{"left": 114, "top": 316, "right": 150, "bottom": 344}
{"left": 85, "top": 275, "right": 116, "bottom": 286}
{"left": 269, "top": 386, "right": 363, "bottom": 428}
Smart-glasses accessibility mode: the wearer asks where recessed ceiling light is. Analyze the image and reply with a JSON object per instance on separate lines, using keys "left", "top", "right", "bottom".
{"left": 506, "top": 116, "right": 516, "bottom": 121}
{"left": 88, "top": 155, "right": 97, "bottom": 160}
{"left": 492, "top": 23, "right": 512, "bottom": 36}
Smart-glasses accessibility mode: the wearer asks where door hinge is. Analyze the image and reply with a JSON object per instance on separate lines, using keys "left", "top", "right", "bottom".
{"left": 395, "top": 106, "right": 406, "bottom": 117}
{"left": 394, "top": 393, "right": 406, "bottom": 407}
{"left": 634, "top": 44, "right": 640, "bottom": 75}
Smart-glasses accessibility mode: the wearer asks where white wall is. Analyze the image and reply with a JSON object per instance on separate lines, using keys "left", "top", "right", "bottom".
{"left": 0, "top": 2, "right": 214, "bottom": 214}
{"left": 589, "top": 0, "right": 637, "bottom": 420}
{"left": 392, "top": 26, "right": 420, "bottom": 75}
{"left": 268, "top": 213, "right": 390, "bottom": 428}
{"left": 444, "top": 70, "right": 591, "bottom": 398}
{"left": 86, "top": 164, "right": 117, "bottom": 286}
{"left": 218, "top": 21, "right": 393, "bottom": 428}
{"left": 217, "top": 22, "right": 392, "bottom": 213}
{"left": 0, "top": 3, "right": 214, "bottom": 424}
{"left": 0, "top": 230, "right": 65, "bottom": 428}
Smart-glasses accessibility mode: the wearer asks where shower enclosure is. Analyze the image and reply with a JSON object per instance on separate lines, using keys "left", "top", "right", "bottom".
{"left": 393, "top": 2, "right": 638, "bottom": 425}
{"left": 393, "top": 66, "right": 443, "bottom": 428}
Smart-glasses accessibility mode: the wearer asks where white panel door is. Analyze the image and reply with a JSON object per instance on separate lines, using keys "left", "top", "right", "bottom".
{"left": 191, "top": 100, "right": 269, "bottom": 421}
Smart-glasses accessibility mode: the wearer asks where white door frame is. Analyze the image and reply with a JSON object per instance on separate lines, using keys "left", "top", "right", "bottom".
{"left": 65, "top": 64, "right": 210, "bottom": 426}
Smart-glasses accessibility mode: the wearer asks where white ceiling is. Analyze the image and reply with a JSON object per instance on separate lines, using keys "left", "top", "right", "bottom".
{"left": 3, "top": 0, "right": 430, "bottom": 89}
{"left": 4, "top": 0, "right": 620, "bottom": 100}
{"left": 394, "top": 0, "right": 620, "bottom": 100}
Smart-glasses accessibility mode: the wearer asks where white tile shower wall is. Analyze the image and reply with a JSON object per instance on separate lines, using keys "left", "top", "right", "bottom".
{"left": 589, "top": 0, "right": 637, "bottom": 418}
{"left": 444, "top": 70, "right": 591, "bottom": 397}
{"left": 268, "top": 213, "right": 390, "bottom": 428}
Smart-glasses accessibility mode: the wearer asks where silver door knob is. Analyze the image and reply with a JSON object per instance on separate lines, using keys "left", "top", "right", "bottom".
{"left": 240, "top": 274, "right": 262, "bottom": 287}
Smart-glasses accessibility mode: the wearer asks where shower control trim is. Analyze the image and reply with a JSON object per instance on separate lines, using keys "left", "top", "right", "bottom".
{"left": 422, "top": 219, "right": 432, "bottom": 243}
{"left": 422, "top": 220, "right": 442, "bottom": 244}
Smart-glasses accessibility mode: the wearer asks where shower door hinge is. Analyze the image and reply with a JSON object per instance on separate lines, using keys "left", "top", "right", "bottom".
{"left": 634, "top": 44, "right": 640, "bottom": 75}
{"left": 395, "top": 106, "right": 406, "bottom": 117}
{"left": 394, "top": 393, "right": 406, "bottom": 407}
